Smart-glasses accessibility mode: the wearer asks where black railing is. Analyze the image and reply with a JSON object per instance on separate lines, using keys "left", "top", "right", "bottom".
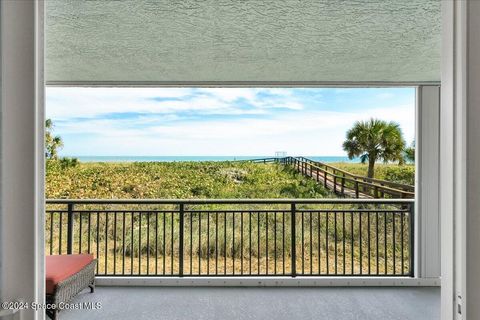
{"left": 46, "top": 199, "right": 414, "bottom": 277}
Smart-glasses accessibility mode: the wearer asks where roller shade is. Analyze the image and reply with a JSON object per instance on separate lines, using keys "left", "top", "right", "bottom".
{"left": 46, "top": 0, "right": 441, "bottom": 84}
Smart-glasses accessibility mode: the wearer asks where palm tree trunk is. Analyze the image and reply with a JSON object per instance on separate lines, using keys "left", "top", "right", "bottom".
{"left": 367, "top": 158, "right": 375, "bottom": 179}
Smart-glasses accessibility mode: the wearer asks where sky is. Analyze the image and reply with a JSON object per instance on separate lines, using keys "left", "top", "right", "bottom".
{"left": 46, "top": 87, "right": 415, "bottom": 157}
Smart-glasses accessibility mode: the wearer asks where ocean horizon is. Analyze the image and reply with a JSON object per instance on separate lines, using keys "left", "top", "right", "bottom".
{"left": 65, "top": 155, "right": 360, "bottom": 163}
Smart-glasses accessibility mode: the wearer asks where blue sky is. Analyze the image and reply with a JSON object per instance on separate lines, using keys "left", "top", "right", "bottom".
{"left": 46, "top": 87, "right": 415, "bottom": 156}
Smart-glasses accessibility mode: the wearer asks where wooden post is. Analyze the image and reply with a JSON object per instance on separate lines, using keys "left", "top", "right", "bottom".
{"left": 324, "top": 169, "right": 328, "bottom": 188}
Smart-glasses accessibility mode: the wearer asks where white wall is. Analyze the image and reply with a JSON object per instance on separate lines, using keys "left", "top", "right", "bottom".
{"left": 0, "top": 1, "right": 44, "bottom": 319}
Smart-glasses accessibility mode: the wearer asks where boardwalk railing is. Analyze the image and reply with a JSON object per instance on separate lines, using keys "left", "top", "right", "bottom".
{"left": 46, "top": 199, "right": 414, "bottom": 277}
{"left": 249, "top": 157, "right": 414, "bottom": 199}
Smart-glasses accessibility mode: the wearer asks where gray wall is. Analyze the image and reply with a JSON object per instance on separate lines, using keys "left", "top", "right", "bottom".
{"left": 45, "top": 0, "right": 441, "bottom": 84}
{"left": 0, "top": 1, "right": 44, "bottom": 319}
{"left": 466, "top": 1, "right": 480, "bottom": 318}
{"left": 441, "top": 0, "right": 480, "bottom": 318}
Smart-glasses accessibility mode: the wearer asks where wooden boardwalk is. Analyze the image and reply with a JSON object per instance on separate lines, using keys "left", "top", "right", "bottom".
{"left": 252, "top": 157, "right": 415, "bottom": 199}
{"left": 300, "top": 165, "right": 371, "bottom": 198}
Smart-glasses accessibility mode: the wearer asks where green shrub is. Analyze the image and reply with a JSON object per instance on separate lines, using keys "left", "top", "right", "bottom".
{"left": 383, "top": 166, "right": 415, "bottom": 185}
{"left": 328, "top": 163, "right": 415, "bottom": 185}
{"left": 59, "top": 157, "right": 79, "bottom": 169}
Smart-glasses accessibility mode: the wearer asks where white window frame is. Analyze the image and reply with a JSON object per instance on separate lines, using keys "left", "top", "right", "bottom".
{"left": 43, "top": 83, "right": 442, "bottom": 287}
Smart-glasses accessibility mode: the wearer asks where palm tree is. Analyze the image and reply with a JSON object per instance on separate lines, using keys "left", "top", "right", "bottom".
{"left": 342, "top": 118, "right": 405, "bottom": 178}
{"left": 404, "top": 141, "right": 415, "bottom": 163}
{"left": 45, "top": 119, "right": 64, "bottom": 159}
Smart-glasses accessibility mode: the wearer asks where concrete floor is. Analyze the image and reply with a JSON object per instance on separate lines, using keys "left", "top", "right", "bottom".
{"left": 61, "top": 286, "right": 439, "bottom": 320}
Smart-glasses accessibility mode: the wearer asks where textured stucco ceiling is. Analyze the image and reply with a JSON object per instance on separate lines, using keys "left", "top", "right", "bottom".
{"left": 45, "top": 0, "right": 441, "bottom": 84}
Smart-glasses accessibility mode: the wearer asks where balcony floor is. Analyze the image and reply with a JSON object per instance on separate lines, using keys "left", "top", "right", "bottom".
{"left": 62, "top": 286, "right": 439, "bottom": 320}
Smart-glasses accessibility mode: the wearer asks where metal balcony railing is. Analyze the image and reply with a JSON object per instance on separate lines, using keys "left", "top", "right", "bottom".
{"left": 46, "top": 199, "right": 414, "bottom": 277}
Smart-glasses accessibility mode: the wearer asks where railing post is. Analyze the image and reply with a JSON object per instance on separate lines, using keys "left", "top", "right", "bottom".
{"left": 333, "top": 176, "right": 337, "bottom": 193}
{"left": 67, "top": 203, "right": 74, "bottom": 254}
{"left": 341, "top": 174, "right": 345, "bottom": 195}
{"left": 324, "top": 169, "right": 328, "bottom": 188}
{"left": 355, "top": 180, "right": 359, "bottom": 198}
{"left": 408, "top": 203, "right": 415, "bottom": 277}
{"left": 291, "top": 203, "right": 296, "bottom": 277}
{"left": 179, "top": 203, "right": 184, "bottom": 277}
{"left": 374, "top": 186, "right": 379, "bottom": 198}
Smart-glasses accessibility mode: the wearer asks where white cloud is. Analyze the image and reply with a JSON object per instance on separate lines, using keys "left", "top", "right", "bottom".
{"left": 46, "top": 87, "right": 303, "bottom": 120}
{"left": 55, "top": 106, "right": 414, "bottom": 156}
{"left": 47, "top": 88, "right": 415, "bottom": 157}
{"left": 196, "top": 88, "right": 258, "bottom": 102}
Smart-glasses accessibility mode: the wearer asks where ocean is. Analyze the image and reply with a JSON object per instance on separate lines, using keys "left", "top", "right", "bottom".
{"left": 69, "top": 155, "right": 360, "bottom": 163}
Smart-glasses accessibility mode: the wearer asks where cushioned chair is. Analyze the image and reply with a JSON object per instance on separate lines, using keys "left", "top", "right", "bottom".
{"left": 46, "top": 254, "right": 96, "bottom": 320}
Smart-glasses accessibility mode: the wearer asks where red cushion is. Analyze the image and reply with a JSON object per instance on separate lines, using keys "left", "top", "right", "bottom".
{"left": 46, "top": 254, "right": 94, "bottom": 294}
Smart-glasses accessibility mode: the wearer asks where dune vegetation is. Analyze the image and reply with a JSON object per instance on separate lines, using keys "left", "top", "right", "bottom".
{"left": 46, "top": 160, "right": 331, "bottom": 200}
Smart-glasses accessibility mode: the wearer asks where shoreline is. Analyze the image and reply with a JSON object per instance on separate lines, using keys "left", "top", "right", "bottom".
{"left": 59, "top": 156, "right": 362, "bottom": 163}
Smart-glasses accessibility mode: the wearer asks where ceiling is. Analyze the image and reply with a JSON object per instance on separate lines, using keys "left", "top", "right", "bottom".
{"left": 45, "top": 0, "right": 441, "bottom": 85}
